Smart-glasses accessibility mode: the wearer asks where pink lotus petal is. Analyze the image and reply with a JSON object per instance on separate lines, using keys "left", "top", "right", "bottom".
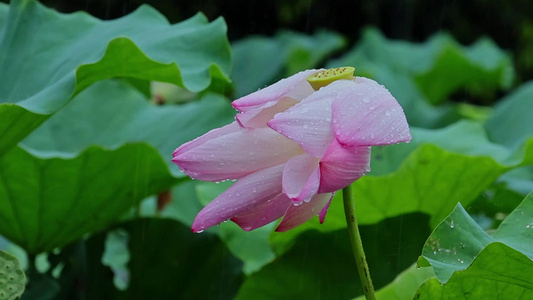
{"left": 275, "top": 193, "right": 333, "bottom": 232}
{"left": 268, "top": 94, "right": 335, "bottom": 157}
{"left": 236, "top": 97, "right": 298, "bottom": 129}
{"left": 232, "top": 69, "right": 318, "bottom": 112}
{"left": 192, "top": 164, "right": 285, "bottom": 232}
{"left": 172, "top": 125, "right": 304, "bottom": 181}
{"left": 318, "top": 196, "right": 333, "bottom": 223}
{"left": 330, "top": 78, "right": 412, "bottom": 147}
{"left": 173, "top": 122, "right": 240, "bottom": 156}
{"left": 318, "top": 140, "right": 371, "bottom": 193}
{"left": 231, "top": 193, "right": 292, "bottom": 231}
{"left": 282, "top": 154, "right": 321, "bottom": 203}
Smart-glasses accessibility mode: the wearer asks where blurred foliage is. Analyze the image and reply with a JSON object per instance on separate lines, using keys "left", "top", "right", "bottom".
{"left": 9, "top": 0, "right": 531, "bottom": 82}
{"left": 0, "top": 0, "right": 531, "bottom": 299}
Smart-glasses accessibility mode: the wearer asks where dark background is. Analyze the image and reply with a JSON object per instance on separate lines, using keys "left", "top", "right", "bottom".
{"left": 6, "top": 0, "right": 531, "bottom": 81}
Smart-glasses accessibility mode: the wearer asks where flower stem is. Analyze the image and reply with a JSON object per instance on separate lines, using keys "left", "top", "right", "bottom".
{"left": 342, "top": 185, "right": 376, "bottom": 300}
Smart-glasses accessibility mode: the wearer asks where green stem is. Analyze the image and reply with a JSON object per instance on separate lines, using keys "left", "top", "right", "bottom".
{"left": 342, "top": 185, "right": 376, "bottom": 300}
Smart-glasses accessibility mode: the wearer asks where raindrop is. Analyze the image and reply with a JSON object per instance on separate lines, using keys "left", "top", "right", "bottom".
{"left": 385, "top": 111, "right": 391, "bottom": 116}
{"left": 195, "top": 230, "right": 204, "bottom": 233}
{"left": 450, "top": 220, "right": 455, "bottom": 229}
{"left": 362, "top": 98, "right": 370, "bottom": 103}
{"left": 235, "top": 192, "right": 241, "bottom": 197}
{"left": 303, "top": 124, "right": 309, "bottom": 129}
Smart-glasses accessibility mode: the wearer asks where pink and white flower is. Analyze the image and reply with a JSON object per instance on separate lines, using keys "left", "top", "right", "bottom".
{"left": 172, "top": 68, "right": 411, "bottom": 232}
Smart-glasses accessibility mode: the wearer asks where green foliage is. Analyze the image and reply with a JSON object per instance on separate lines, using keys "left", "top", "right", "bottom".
{"left": 116, "top": 218, "right": 244, "bottom": 300}
{"left": 0, "top": 143, "right": 176, "bottom": 254}
{"left": 0, "top": 0, "right": 231, "bottom": 155}
{"left": 237, "top": 214, "right": 431, "bottom": 299}
{"left": 232, "top": 30, "right": 345, "bottom": 97}
{"left": 485, "top": 81, "right": 533, "bottom": 149}
{"left": 354, "top": 265, "right": 435, "bottom": 300}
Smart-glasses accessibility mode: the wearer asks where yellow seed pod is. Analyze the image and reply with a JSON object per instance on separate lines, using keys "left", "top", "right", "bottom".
{"left": 306, "top": 67, "right": 355, "bottom": 90}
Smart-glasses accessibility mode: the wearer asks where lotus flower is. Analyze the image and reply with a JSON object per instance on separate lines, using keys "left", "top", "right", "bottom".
{"left": 172, "top": 68, "right": 411, "bottom": 232}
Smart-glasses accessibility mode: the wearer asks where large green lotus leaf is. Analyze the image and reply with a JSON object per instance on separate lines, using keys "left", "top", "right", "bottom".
{"left": 485, "top": 81, "right": 533, "bottom": 150}
{"left": 0, "top": 3, "right": 7, "bottom": 23}
{"left": 116, "top": 218, "right": 243, "bottom": 300}
{"left": 231, "top": 30, "right": 345, "bottom": 97}
{"left": 21, "top": 80, "right": 235, "bottom": 176}
{"left": 0, "top": 144, "right": 177, "bottom": 254}
{"left": 0, "top": 0, "right": 231, "bottom": 155}
{"left": 418, "top": 193, "right": 533, "bottom": 283}
{"left": 415, "top": 242, "right": 533, "bottom": 299}
{"left": 354, "top": 265, "right": 435, "bottom": 300}
{"left": 236, "top": 213, "right": 431, "bottom": 299}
